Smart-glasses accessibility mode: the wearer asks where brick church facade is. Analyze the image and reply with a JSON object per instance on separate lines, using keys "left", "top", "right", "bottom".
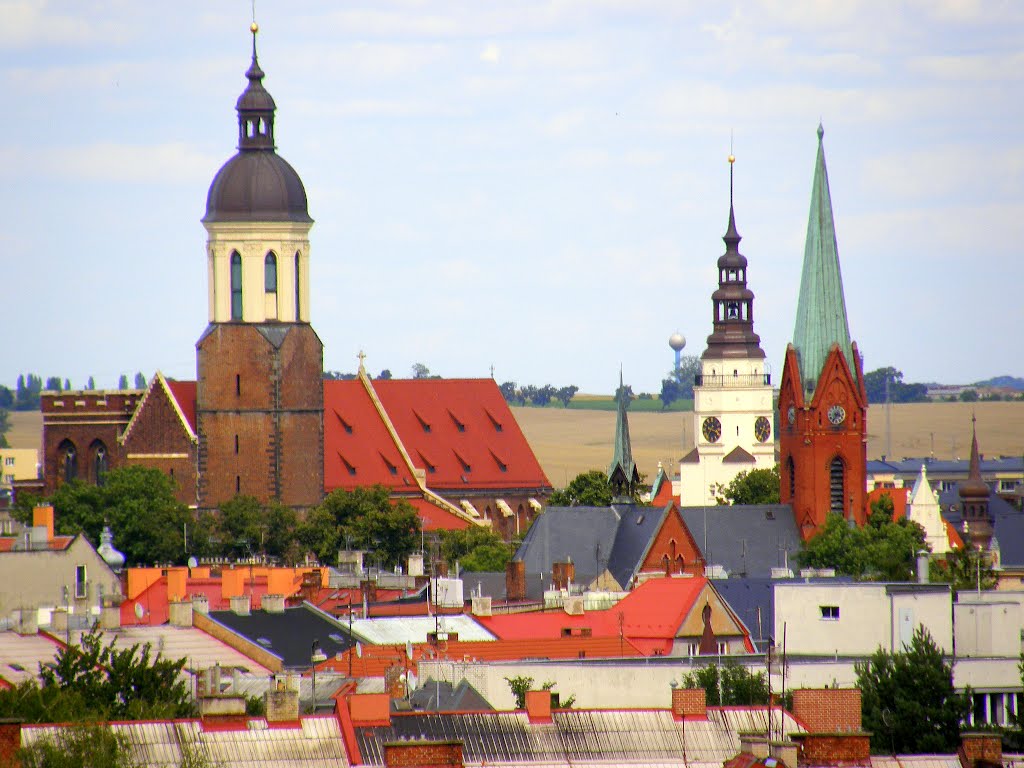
{"left": 35, "top": 28, "right": 550, "bottom": 533}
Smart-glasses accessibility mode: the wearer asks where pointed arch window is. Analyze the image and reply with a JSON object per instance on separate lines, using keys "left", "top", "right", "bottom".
{"left": 786, "top": 456, "right": 796, "bottom": 499}
{"left": 59, "top": 440, "right": 78, "bottom": 484}
{"left": 91, "top": 440, "right": 108, "bottom": 486}
{"left": 829, "top": 457, "right": 845, "bottom": 515}
{"left": 230, "top": 251, "right": 243, "bottom": 320}
{"left": 264, "top": 252, "right": 277, "bottom": 292}
{"left": 294, "top": 252, "right": 301, "bottom": 321}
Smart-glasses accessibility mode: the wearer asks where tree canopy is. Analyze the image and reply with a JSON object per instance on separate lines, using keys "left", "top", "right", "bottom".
{"left": 929, "top": 545, "right": 997, "bottom": 592}
{"left": 797, "top": 499, "right": 928, "bottom": 581}
{"left": 660, "top": 355, "right": 700, "bottom": 408}
{"left": 856, "top": 626, "right": 968, "bottom": 753}
{"left": 548, "top": 470, "right": 615, "bottom": 507}
{"left": 51, "top": 466, "right": 192, "bottom": 566}
{"left": 712, "top": 466, "right": 781, "bottom": 505}
{"left": 863, "top": 367, "right": 929, "bottom": 404}
{"left": 680, "top": 660, "right": 769, "bottom": 706}
{"left": 440, "top": 525, "right": 513, "bottom": 572}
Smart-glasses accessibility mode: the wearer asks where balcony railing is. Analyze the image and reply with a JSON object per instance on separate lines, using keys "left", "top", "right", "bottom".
{"left": 694, "top": 373, "right": 771, "bottom": 387}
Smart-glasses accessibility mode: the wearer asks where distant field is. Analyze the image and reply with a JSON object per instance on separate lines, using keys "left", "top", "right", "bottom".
{"left": 515, "top": 394, "right": 693, "bottom": 412}
{"left": 7, "top": 401, "right": 1024, "bottom": 492}
{"left": 514, "top": 401, "right": 1024, "bottom": 488}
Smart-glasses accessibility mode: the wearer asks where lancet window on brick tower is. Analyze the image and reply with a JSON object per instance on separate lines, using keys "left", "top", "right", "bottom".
{"left": 91, "top": 440, "right": 108, "bottom": 486}
{"left": 59, "top": 440, "right": 77, "bottom": 484}
{"left": 829, "top": 457, "right": 845, "bottom": 515}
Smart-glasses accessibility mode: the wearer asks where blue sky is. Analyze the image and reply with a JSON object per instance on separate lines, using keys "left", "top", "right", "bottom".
{"left": 2, "top": 1, "right": 1022, "bottom": 394}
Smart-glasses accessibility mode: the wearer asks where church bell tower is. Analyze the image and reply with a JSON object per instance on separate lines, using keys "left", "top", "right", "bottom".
{"left": 680, "top": 155, "right": 774, "bottom": 506}
{"left": 196, "top": 24, "right": 324, "bottom": 510}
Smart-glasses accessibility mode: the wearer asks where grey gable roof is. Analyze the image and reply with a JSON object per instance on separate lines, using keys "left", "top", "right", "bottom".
{"left": 606, "top": 503, "right": 672, "bottom": 589}
{"left": 938, "top": 487, "right": 1024, "bottom": 566}
{"left": 678, "top": 504, "right": 801, "bottom": 578}
{"left": 514, "top": 506, "right": 622, "bottom": 585}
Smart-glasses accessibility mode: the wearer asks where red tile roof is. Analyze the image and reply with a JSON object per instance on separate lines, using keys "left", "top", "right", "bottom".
{"left": 166, "top": 379, "right": 197, "bottom": 433}
{"left": 320, "top": 635, "right": 645, "bottom": 676}
{"left": 406, "top": 498, "right": 469, "bottom": 531}
{"left": 323, "top": 378, "right": 549, "bottom": 495}
{"left": 0, "top": 535, "right": 75, "bottom": 552}
{"left": 120, "top": 576, "right": 274, "bottom": 626}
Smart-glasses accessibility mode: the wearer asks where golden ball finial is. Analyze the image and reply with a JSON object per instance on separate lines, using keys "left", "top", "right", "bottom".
{"left": 728, "top": 154, "right": 735, "bottom": 164}
{"left": 250, "top": 21, "right": 259, "bottom": 34}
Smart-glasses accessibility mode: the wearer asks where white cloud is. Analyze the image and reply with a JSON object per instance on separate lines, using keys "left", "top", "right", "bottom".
{"left": 0, "top": 0, "right": 131, "bottom": 47}
{"left": 480, "top": 43, "right": 501, "bottom": 63}
{"left": 0, "top": 143, "right": 216, "bottom": 184}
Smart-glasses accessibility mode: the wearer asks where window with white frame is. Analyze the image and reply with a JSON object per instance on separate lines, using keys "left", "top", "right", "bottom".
{"left": 820, "top": 605, "right": 839, "bottom": 620}
{"left": 74, "top": 565, "right": 87, "bottom": 599}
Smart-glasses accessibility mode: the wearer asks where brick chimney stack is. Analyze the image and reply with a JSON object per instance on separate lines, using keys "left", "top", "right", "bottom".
{"left": 551, "top": 559, "right": 575, "bottom": 590}
{"left": 790, "top": 688, "right": 871, "bottom": 766}
{"left": 505, "top": 559, "right": 526, "bottom": 602}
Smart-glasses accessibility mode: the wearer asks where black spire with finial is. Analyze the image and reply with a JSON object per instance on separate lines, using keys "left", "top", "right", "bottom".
{"left": 702, "top": 150, "right": 765, "bottom": 361}
{"left": 960, "top": 414, "right": 994, "bottom": 551}
{"left": 236, "top": 21, "right": 276, "bottom": 151}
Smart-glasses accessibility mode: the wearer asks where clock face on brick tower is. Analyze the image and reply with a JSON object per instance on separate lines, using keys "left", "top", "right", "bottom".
{"left": 827, "top": 404, "right": 846, "bottom": 426}
{"left": 702, "top": 416, "right": 722, "bottom": 443}
{"left": 754, "top": 416, "right": 771, "bottom": 443}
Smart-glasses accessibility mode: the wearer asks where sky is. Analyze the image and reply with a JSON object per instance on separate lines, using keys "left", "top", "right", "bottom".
{"left": 1, "top": 0, "right": 1022, "bottom": 395}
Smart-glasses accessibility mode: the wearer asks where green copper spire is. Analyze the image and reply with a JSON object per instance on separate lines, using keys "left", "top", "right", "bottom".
{"left": 608, "top": 370, "right": 639, "bottom": 501}
{"left": 793, "top": 123, "right": 855, "bottom": 391}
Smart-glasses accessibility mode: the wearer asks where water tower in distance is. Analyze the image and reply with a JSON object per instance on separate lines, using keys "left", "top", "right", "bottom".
{"left": 669, "top": 332, "right": 686, "bottom": 379}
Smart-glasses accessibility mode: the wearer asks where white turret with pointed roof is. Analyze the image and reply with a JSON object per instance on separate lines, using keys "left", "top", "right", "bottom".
{"left": 906, "top": 464, "right": 949, "bottom": 554}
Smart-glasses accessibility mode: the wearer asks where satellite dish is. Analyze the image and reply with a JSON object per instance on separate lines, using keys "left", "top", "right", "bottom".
{"left": 134, "top": 603, "right": 144, "bottom": 620}
{"left": 187, "top": 556, "right": 198, "bottom": 570}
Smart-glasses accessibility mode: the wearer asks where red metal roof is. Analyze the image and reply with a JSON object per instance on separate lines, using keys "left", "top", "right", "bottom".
{"left": 120, "top": 576, "right": 274, "bottom": 626}
{"left": 166, "top": 379, "right": 197, "bottom": 433}
{"left": 0, "top": 536, "right": 74, "bottom": 552}
{"left": 323, "top": 378, "right": 549, "bottom": 494}
{"left": 406, "top": 498, "right": 469, "bottom": 531}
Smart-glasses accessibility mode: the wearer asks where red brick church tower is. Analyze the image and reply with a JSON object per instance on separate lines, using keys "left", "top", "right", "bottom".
{"left": 196, "top": 25, "right": 324, "bottom": 511}
{"left": 779, "top": 125, "right": 867, "bottom": 540}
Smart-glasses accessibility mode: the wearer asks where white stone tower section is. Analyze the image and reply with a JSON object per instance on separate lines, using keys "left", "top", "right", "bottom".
{"left": 907, "top": 465, "right": 950, "bottom": 554}
{"left": 679, "top": 156, "right": 774, "bottom": 506}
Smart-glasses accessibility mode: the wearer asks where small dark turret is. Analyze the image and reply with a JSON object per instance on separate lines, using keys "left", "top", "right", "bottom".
{"left": 959, "top": 416, "right": 993, "bottom": 551}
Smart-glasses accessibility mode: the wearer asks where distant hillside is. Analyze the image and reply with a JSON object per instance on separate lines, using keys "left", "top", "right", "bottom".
{"left": 974, "top": 375, "right": 1024, "bottom": 391}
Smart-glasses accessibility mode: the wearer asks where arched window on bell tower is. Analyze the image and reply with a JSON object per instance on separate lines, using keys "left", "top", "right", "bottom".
{"left": 829, "top": 456, "right": 845, "bottom": 515}
{"left": 264, "top": 252, "right": 278, "bottom": 319}
{"left": 58, "top": 439, "right": 78, "bottom": 484}
{"left": 230, "top": 251, "right": 243, "bottom": 320}
{"left": 91, "top": 440, "right": 108, "bottom": 486}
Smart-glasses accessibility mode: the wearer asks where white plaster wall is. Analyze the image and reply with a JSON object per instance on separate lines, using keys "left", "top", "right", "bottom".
{"left": 954, "top": 600, "right": 1021, "bottom": 658}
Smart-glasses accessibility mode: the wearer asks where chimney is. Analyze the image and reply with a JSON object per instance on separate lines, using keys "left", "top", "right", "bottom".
{"left": 505, "top": 559, "right": 526, "bottom": 602}
{"left": 168, "top": 600, "right": 193, "bottom": 627}
{"left": 739, "top": 733, "right": 769, "bottom": 758}
{"left": 959, "top": 732, "right": 1002, "bottom": 768}
{"left": 471, "top": 596, "right": 492, "bottom": 616}
{"left": 101, "top": 603, "right": 121, "bottom": 630}
{"left": 229, "top": 594, "right": 251, "bottom": 616}
{"left": 525, "top": 689, "right": 552, "bottom": 723}
{"left": 15, "top": 609, "right": 37, "bottom": 636}
{"left": 192, "top": 595, "right": 209, "bottom": 615}
{"left": 32, "top": 505, "right": 54, "bottom": 542}
{"left": 383, "top": 741, "right": 463, "bottom": 768}
{"left": 407, "top": 553, "right": 425, "bottom": 578}
{"left": 916, "top": 550, "right": 930, "bottom": 584}
{"left": 264, "top": 676, "right": 299, "bottom": 723}
{"left": 262, "top": 594, "right": 285, "bottom": 614}
{"left": 348, "top": 694, "right": 391, "bottom": 726}
{"left": 551, "top": 559, "right": 575, "bottom": 591}
{"left": 360, "top": 580, "right": 378, "bottom": 604}
{"left": 0, "top": 719, "right": 21, "bottom": 766}
{"left": 770, "top": 740, "right": 799, "bottom": 767}
{"left": 166, "top": 567, "right": 188, "bottom": 601}
{"left": 790, "top": 688, "right": 871, "bottom": 767}
{"left": 670, "top": 686, "right": 706, "bottom": 720}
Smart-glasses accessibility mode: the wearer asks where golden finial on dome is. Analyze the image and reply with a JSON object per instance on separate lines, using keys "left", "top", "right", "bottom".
{"left": 250, "top": 21, "right": 259, "bottom": 34}
{"left": 728, "top": 154, "right": 735, "bottom": 164}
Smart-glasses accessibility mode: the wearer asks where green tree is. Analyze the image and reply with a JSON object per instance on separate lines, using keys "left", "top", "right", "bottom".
{"left": 712, "top": 466, "right": 781, "bottom": 505}
{"left": 532, "top": 385, "right": 556, "bottom": 407}
{"left": 929, "top": 546, "right": 997, "bottom": 592}
{"left": 118, "top": 374, "right": 129, "bottom": 390}
{"left": 959, "top": 388, "right": 979, "bottom": 402}
{"left": 0, "top": 406, "right": 10, "bottom": 448}
{"left": 411, "top": 363, "right": 431, "bottom": 379}
{"left": 15, "top": 725, "right": 141, "bottom": 768}
{"left": 217, "top": 496, "right": 264, "bottom": 559}
{"left": 299, "top": 486, "right": 421, "bottom": 568}
{"left": 555, "top": 385, "right": 579, "bottom": 407}
{"left": 440, "top": 526, "right": 512, "bottom": 572}
{"left": 134, "top": 372, "right": 147, "bottom": 389}
{"left": 86, "top": 376, "right": 96, "bottom": 390}
{"left": 797, "top": 508, "right": 928, "bottom": 581}
{"left": 45, "top": 376, "right": 63, "bottom": 392}
{"left": 498, "top": 381, "right": 518, "bottom": 403}
{"left": 265, "top": 502, "right": 299, "bottom": 562}
{"left": 548, "top": 470, "right": 614, "bottom": 507}
{"left": 856, "top": 626, "right": 968, "bottom": 753}
{"left": 51, "top": 466, "right": 191, "bottom": 566}
{"left": 64, "top": 378, "right": 72, "bottom": 391}
{"left": 680, "top": 660, "right": 769, "bottom": 705}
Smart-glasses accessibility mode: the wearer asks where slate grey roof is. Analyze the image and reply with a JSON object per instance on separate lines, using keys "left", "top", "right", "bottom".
{"left": 515, "top": 506, "right": 622, "bottom": 586}
{"left": 515, "top": 503, "right": 673, "bottom": 589}
{"left": 939, "top": 487, "right": 1024, "bottom": 566}
{"left": 207, "top": 602, "right": 354, "bottom": 669}
{"left": 409, "top": 679, "right": 494, "bottom": 712}
{"left": 869, "top": 455, "right": 1024, "bottom": 476}
{"left": 678, "top": 504, "right": 801, "bottom": 578}
{"left": 606, "top": 504, "right": 672, "bottom": 589}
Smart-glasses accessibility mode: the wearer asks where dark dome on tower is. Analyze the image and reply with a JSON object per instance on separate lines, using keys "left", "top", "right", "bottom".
{"left": 203, "top": 29, "right": 311, "bottom": 224}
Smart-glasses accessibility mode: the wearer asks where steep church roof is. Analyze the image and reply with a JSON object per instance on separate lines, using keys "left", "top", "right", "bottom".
{"left": 792, "top": 124, "right": 855, "bottom": 390}
{"left": 607, "top": 373, "right": 639, "bottom": 500}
